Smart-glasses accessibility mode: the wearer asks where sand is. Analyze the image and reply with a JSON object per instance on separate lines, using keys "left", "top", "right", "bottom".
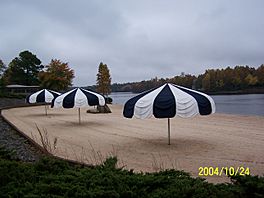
{"left": 1, "top": 105, "right": 264, "bottom": 183}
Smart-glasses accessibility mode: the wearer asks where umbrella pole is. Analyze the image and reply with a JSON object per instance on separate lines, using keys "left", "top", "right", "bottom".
{"left": 168, "top": 118, "right": 171, "bottom": 145}
{"left": 45, "top": 105, "right": 47, "bottom": 116}
{"left": 78, "top": 108, "right": 81, "bottom": 124}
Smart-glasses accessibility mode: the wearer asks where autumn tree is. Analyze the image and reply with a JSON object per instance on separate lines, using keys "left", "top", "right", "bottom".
{"left": 3, "top": 51, "right": 43, "bottom": 85}
{"left": 245, "top": 74, "right": 258, "bottom": 86}
{"left": 39, "top": 59, "right": 74, "bottom": 91}
{"left": 96, "top": 62, "right": 111, "bottom": 96}
{"left": 172, "top": 74, "right": 196, "bottom": 88}
{"left": 256, "top": 64, "right": 264, "bottom": 86}
{"left": 202, "top": 72, "right": 211, "bottom": 91}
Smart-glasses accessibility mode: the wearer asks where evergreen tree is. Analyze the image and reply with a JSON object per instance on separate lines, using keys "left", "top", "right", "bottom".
{"left": 3, "top": 51, "right": 43, "bottom": 85}
{"left": 0, "top": 59, "right": 6, "bottom": 87}
{"left": 0, "top": 59, "right": 6, "bottom": 77}
{"left": 96, "top": 62, "right": 111, "bottom": 96}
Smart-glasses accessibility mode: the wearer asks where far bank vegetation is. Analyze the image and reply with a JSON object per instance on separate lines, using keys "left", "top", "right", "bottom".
{"left": 109, "top": 65, "right": 264, "bottom": 94}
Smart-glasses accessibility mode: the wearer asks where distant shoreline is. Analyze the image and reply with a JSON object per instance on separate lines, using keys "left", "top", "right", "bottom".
{"left": 205, "top": 88, "right": 264, "bottom": 95}
{"left": 113, "top": 90, "right": 264, "bottom": 95}
{"left": 121, "top": 88, "right": 264, "bottom": 95}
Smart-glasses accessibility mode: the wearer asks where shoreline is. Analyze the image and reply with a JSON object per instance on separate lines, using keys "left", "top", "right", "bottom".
{"left": 115, "top": 87, "right": 264, "bottom": 95}
{"left": 206, "top": 89, "right": 264, "bottom": 95}
{"left": 2, "top": 104, "right": 264, "bottom": 183}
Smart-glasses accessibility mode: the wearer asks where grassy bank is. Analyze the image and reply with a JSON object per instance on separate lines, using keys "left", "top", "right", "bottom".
{"left": 0, "top": 147, "right": 263, "bottom": 197}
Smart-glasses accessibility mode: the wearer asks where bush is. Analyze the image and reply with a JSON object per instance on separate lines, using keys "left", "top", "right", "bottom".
{"left": 0, "top": 147, "right": 17, "bottom": 160}
{"left": 229, "top": 175, "right": 264, "bottom": 197}
{"left": 0, "top": 148, "right": 263, "bottom": 197}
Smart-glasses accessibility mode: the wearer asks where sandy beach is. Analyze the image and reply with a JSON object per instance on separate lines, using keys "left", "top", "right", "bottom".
{"left": 2, "top": 105, "right": 264, "bottom": 183}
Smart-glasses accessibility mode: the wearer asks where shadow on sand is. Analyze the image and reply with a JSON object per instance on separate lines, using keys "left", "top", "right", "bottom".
{"left": 125, "top": 137, "right": 215, "bottom": 155}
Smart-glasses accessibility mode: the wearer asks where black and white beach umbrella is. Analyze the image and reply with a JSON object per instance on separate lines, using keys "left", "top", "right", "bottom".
{"left": 123, "top": 83, "right": 215, "bottom": 144}
{"left": 52, "top": 88, "right": 105, "bottom": 124}
{"left": 26, "top": 89, "right": 61, "bottom": 115}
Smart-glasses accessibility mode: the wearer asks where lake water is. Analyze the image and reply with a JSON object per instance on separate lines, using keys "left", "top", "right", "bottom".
{"left": 109, "top": 92, "right": 264, "bottom": 116}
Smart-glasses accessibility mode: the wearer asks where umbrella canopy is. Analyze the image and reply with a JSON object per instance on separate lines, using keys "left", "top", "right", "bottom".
{"left": 26, "top": 89, "right": 61, "bottom": 104}
{"left": 26, "top": 89, "right": 61, "bottom": 115}
{"left": 123, "top": 83, "right": 215, "bottom": 144}
{"left": 52, "top": 88, "right": 105, "bottom": 123}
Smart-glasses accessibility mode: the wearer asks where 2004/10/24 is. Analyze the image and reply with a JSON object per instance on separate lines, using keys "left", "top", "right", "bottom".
{"left": 198, "top": 167, "right": 250, "bottom": 176}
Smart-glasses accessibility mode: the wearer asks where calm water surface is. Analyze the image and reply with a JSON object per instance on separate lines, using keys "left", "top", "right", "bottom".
{"left": 109, "top": 92, "right": 264, "bottom": 116}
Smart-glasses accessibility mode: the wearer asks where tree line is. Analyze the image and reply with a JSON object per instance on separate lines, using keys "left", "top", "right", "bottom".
{"left": 0, "top": 50, "right": 112, "bottom": 96}
{"left": 111, "top": 65, "right": 264, "bottom": 93}
{"left": 0, "top": 50, "right": 74, "bottom": 91}
{"left": 1, "top": 50, "right": 263, "bottom": 94}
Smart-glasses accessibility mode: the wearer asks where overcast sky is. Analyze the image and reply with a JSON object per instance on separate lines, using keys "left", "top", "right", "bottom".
{"left": 0, "top": 0, "right": 263, "bottom": 86}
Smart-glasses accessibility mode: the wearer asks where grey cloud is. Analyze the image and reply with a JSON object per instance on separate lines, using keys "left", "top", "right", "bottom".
{"left": 1, "top": 0, "right": 263, "bottom": 86}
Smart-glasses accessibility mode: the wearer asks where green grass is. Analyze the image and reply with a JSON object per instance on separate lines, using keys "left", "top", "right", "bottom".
{"left": 0, "top": 147, "right": 263, "bottom": 197}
